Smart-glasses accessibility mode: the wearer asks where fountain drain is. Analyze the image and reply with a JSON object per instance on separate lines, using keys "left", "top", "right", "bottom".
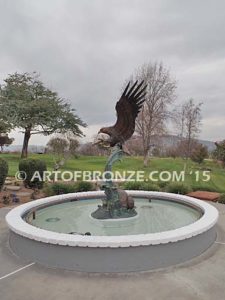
{"left": 45, "top": 217, "right": 60, "bottom": 222}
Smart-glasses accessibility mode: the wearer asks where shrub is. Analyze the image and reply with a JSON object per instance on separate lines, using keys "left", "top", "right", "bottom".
{"left": 0, "top": 158, "right": 8, "bottom": 190}
{"left": 44, "top": 181, "right": 94, "bottom": 196}
{"left": 140, "top": 182, "right": 160, "bottom": 191}
{"left": 218, "top": 193, "right": 225, "bottom": 204}
{"left": 214, "top": 140, "right": 225, "bottom": 167}
{"left": 19, "top": 159, "right": 47, "bottom": 189}
{"left": 123, "top": 181, "right": 159, "bottom": 191}
{"left": 166, "top": 182, "right": 192, "bottom": 194}
{"left": 191, "top": 144, "right": 208, "bottom": 164}
{"left": 75, "top": 181, "right": 94, "bottom": 192}
{"left": 2, "top": 195, "right": 10, "bottom": 205}
{"left": 158, "top": 181, "right": 169, "bottom": 189}
{"left": 123, "top": 181, "right": 144, "bottom": 190}
{"left": 42, "top": 183, "right": 54, "bottom": 196}
{"left": 51, "top": 182, "right": 76, "bottom": 195}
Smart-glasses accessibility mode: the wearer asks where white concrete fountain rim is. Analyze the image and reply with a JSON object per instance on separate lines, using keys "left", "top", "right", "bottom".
{"left": 5, "top": 191, "right": 218, "bottom": 248}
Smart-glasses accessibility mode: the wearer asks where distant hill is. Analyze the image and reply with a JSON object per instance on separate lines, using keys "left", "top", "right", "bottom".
{"left": 129, "top": 134, "right": 217, "bottom": 153}
{"left": 150, "top": 135, "right": 216, "bottom": 152}
{"left": 2, "top": 145, "right": 45, "bottom": 153}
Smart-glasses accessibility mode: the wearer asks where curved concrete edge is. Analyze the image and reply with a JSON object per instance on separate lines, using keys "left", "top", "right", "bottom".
{"left": 8, "top": 226, "right": 217, "bottom": 272}
{"left": 5, "top": 191, "right": 219, "bottom": 248}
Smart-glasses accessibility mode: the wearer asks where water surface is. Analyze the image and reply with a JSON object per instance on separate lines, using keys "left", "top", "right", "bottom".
{"left": 30, "top": 198, "right": 201, "bottom": 236}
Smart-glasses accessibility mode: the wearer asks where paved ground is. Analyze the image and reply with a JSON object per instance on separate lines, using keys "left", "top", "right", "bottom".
{"left": 0, "top": 203, "right": 225, "bottom": 300}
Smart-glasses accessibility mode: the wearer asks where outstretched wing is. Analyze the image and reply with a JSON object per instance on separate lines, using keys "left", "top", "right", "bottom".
{"left": 113, "top": 81, "right": 146, "bottom": 143}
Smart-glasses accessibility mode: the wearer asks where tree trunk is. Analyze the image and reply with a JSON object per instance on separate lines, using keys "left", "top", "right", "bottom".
{"left": 21, "top": 127, "right": 31, "bottom": 158}
{"left": 143, "top": 149, "right": 149, "bottom": 167}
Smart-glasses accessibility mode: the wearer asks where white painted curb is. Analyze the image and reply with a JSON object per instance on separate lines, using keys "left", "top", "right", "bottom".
{"left": 5, "top": 191, "right": 218, "bottom": 248}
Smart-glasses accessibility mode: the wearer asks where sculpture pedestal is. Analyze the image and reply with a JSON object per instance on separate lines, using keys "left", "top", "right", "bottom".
{"left": 92, "top": 145, "right": 138, "bottom": 219}
{"left": 91, "top": 186, "right": 137, "bottom": 219}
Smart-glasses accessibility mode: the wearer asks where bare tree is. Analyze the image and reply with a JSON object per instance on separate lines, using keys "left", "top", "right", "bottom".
{"left": 166, "top": 139, "right": 201, "bottom": 159}
{"left": 174, "top": 99, "right": 202, "bottom": 158}
{"left": 173, "top": 105, "right": 186, "bottom": 139}
{"left": 46, "top": 136, "right": 81, "bottom": 170}
{"left": 125, "top": 136, "right": 144, "bottom": 156}
{"left": 129, "top": 62, "right": 176, "bottom": 166}
{"left": 68, "top": 138, "right": 79, "bottom": 158}
{"left": 46, "top": 137, "right": 69, "bottom": 171}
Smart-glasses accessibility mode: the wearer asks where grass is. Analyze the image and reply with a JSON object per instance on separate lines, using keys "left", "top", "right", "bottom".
{"left": 1, "top": 153, "right": 225, "bottom": 192}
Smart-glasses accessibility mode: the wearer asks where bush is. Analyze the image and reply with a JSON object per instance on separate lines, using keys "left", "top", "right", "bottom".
{"left": 51, "top": 182, "right": 76, "bottom": 195}
{"left": 165, "top": 182, "right": 192, "bottom": 194}
{"left": 191, "top": 144, "right": 208, "bottom": 164}
{"left": 123, "top": 181, "right": 144, "bottom": 190}
{"left": 218, "top": 193, "right": 225, "bottom": 204}
{"left": 2, "top": 195, "right": 10, "bottom": 205}
{"left": 19, "top": 159, "right": 47, "bottom": 189}
{"left": 158, "top": 181, "right": 169, "bottom": 189}
{"left": 75, "top": 181, "right": 94, "bottom": 192}
{"left": 140, "top": 182, "right": 160, "bottom": 191}
{"left": 123, "top": 181, "right": 160, "bottom": 191}
{"left": 0, "top": 158, "right": 8, "bottom": 190}
{"left": 44, "top": 181, "right": 94, "bottom": 196}
{"left": 214, "top": 140, "right": 225, "bottom": 167}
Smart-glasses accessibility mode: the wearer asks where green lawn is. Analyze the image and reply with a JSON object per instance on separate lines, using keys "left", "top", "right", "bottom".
{"left": 1, "top": 153, "right": 225, "bottom": 192}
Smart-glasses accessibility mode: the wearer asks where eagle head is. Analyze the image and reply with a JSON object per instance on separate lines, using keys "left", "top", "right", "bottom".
{"left": 93, "top": 127, "right": 111, "bottom": 148}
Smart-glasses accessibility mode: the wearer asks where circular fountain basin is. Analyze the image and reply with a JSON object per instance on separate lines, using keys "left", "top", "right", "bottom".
{"left": 29, "top": 198, "right": 201, "bottom": 235}
{"left": 6, "top": 191, "right": 218, "bottom": 273}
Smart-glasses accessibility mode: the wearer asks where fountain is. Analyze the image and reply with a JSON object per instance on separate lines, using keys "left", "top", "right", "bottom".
{"left": 6, "top": 81, "right": 218, "bottom": 272}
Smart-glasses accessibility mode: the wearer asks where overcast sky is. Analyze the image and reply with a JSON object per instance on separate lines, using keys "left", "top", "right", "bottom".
{"left": 0, "top": 0, "right": 225, "bottom": 145}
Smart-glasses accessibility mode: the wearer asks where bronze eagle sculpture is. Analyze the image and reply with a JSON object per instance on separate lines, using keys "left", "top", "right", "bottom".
{"left": 94, "top": 81, "right": 147, "bottom": 148}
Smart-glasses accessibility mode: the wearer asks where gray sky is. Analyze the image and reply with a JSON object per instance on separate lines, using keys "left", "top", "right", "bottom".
{"left": 0, "top": 0, "right": 225, "bottom": 145}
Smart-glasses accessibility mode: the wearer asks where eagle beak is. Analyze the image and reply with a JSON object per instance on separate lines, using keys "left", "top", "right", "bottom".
{"left": 93, "top": 140, "right": 101, "bottom": 146}
{"left": 93, "top": 133, "right": 111, "bottom": 147}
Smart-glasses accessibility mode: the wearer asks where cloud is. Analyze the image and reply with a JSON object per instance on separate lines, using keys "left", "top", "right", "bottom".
{"left": 1, "top": 0, "right": 225, "bottom": 144}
